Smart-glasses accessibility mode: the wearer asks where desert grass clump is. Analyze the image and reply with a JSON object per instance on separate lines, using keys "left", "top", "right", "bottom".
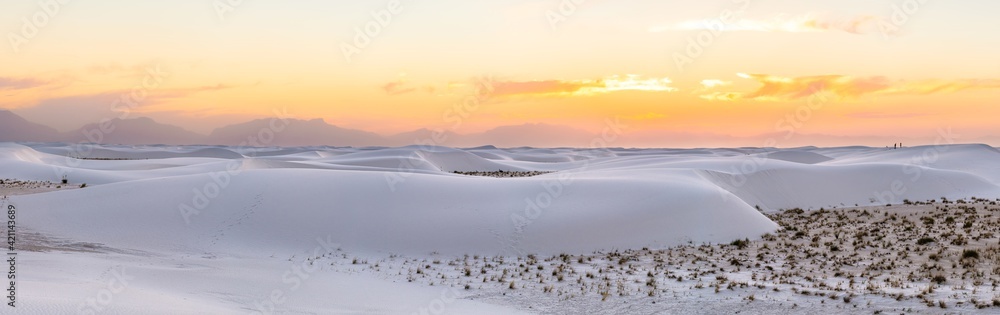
{"left": 932, "top": 275, "right": 947, "bottom": 284}
{"left": 730, "top": 239, "right": 749, "bottom": 249}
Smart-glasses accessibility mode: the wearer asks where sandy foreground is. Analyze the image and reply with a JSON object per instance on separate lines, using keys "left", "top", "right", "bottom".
{"left": 8, "top": 199, "right": 1000, "bottom": 314}
{"left": 3, "top": 143, "right": 1000, "bottom": 313}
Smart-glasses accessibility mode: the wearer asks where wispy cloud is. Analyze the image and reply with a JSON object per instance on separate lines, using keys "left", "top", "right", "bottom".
{"left": 653, "top": 14, "right": 887, "bottom": 35}
{"left": 406, "top": 75, "right": 676, "bottom": 99}
{"left": 700, "top": 79, "right": 732, "bottom": 89}
{"left": 13, "top": 82, "right": 240, "bottom": 130}
{"left": 0, "top": 77, "right": 50, "bottom": 90}
{"left": 493, "top": 75, "right": 677, "bottom": 98}
{"left": 85, "top": 61, "right": 171, "bottom": 79}
{"left": 846, "top": 112, "right": 929, "bottom": 119}
{"left": 156, "top": 84, "right": 237, "bottom": 100}
{"left": 381, "top": 73, "right": 417, "bottom": 96}
{"left": 701, "top": 73, "right": 1000, "bottom": 101}
{"left": 699, "top": 91, "right": 744, "bottom": 101}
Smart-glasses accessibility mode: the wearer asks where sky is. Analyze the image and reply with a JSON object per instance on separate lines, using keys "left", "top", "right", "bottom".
{"left": 2, "top": 0, "right": 999, "bottom": 146}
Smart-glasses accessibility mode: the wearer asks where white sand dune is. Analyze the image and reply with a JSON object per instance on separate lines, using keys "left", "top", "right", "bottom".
{"left": 32, "top": 144, "right": 245, "bottom": 160}
{"left": 700, "top": 163, "right": 999, "bottom": 211}
{"left": 16, "top": 169, "right": 776, "bottom": 257}
{"left": 9, "top": 142, "right": 1000, "bottom": 254}
{"left": 822, "top": 144, "right": 1000, "bottom": 184}
{"left": 756, "top": 150, "right": 833, "bottom": 164}
{"left": 3, "top": 142, "right": 999, "bottom": 314}
{"left": 8, "top": 143, "right": 1000, "bottom": 255}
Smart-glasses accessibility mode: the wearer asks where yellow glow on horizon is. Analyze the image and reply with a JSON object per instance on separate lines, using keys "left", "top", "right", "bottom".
{"left": 1, "top": 1, "right": 999, "bottom": 145}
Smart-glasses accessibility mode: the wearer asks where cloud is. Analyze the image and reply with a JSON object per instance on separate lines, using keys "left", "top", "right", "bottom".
{"left": 381, "top": 73, "right": 417, "bottom": 96}
{"left": 492, "top": 75, "right": 677, "bottom": 98}
{"left": 700, "top": 79, "right": 732, "bottom": 89}
{"left": 883, "top": 79, "right": 1000, "bottom": 95}
{"left": 85, "top": 61, "right": 172, "bottom": 80}
{"left": 13, "top": 83, "right": 240, "bottom": 130}
{"left": 846, "top": 112, "right": 929, "bottom": 119}
{"left": 0, "top": 77, "right": 50, "bottom": 90}
{"left": 699, "top": 91, "right": 743, "bottom": 101}
{"left": 410, "top": 75, "right": 678, "bottom": 99}
{"left": 156, "top": 84, "right": 237, "bottom": 100}
{"left": 493, "top": 80, "right": 603, "bottom": 97}
{"left": 700, "top": 73, "right": 1000, "bottom": 101}
{"left": 696, "top": 79, "right": 737, "bottom": 100}
{"left": 14, "top": 92, "right": 122, "bottom": 130}
{"left": 382, "top": 81, "right": 416, "bottom": 95}
{"left": 654, "top": 14, "right": 889, "bottom": 35}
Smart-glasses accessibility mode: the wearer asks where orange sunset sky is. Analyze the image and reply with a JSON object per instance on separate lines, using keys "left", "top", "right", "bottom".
{"left": 2, "top": 0, "right": 999, "bottom": 147}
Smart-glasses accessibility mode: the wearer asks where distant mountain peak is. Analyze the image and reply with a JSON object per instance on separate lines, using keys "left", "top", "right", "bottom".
{"left": 66, "top": 116, "right": 205, "bottom": 145}
{"left": 207, "top": 117, "right": 384, "bottom": 147}
{"left": 0, "top": 110, "right": 61, "bottom": 142}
